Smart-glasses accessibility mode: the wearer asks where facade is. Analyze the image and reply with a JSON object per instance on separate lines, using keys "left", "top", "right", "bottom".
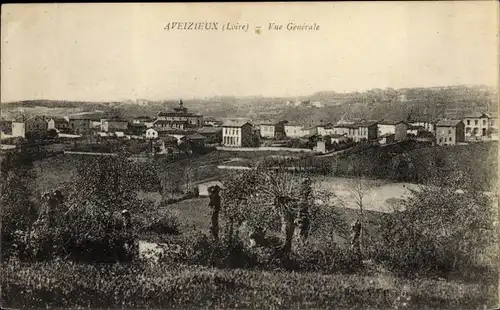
{"left": 66, "top": 116, "right": 91, "bottom": 134}
{"left": 394, "top": 121, "right": 409, "bottom": 141}
{"left": 377, "top": 120, "right": 398, "bottom": 136}
{"left": 407, "top": 117, "right": 437, "bottom": 134}
{"left": 317, "top": 123, "right": 335, "bottom": 136}
{"left": 153, "top": 119, "right": 187, "bottom": 130}
{"left": 47, "top": 118, "right": 70, "bottom": 131}
{"left": 354, "top": 122, "right": 378, "bottom": 142}
{"left": 260, "top": 121, "right": 286, "bottom": 139}
{"left": 222, "top": 120, "right": 253, "bottom": 147}
{"left": 12, "top": 115, "right": 48, "bottom": 138}
{"left": 156, "top": 100, "right": 203, "bottom": 129}
{"left": 436, "top": 120, "right": 465, "bottom": 146}
{"left": 284, "top": 123, "right": 309, "bottom": 138}
{"left": 463, "top": 112, "right": 491, "bottom": 139}
{"left": 101, "top": 118, "right": 129, "bottom": 133}
{"left": 145, "top": 128, "right": 159, "bottom": 139}
{"left": 332, "top": 122, "right": 378, "bottom": 142}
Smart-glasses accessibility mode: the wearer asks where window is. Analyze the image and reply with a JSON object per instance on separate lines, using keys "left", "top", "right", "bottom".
{"left": 483, "top": 120, "right": 486, "bottom": 126}
{"left": 474, "top": 120, "right": 478, "bottom": 125}
{"left": 466, "top": 120, "right": 470, "bottom": 125}
{"left": 448, "top": 129, "right": 451, "bottom": 135}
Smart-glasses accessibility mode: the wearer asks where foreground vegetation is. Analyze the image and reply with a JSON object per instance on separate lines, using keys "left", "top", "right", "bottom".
{"left": 1, "top": 149, "right": 498, "bottom": 309}
{"left": 4, "top": 260, "right": 495, "bottom": 309}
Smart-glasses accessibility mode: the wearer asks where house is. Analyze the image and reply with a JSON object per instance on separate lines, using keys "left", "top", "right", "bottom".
{"left": 66, "top": 115, "right": 92, "bottom": 134}
{"left": 463, "top": 112, "right": 490, "bottom": 139}
{"left": 435, "top": 119, "right": 465, "bottom": 146}
{"left": 335, "top": 121, "right": 377, "bottom": 142}
{"left": 377, "top": 120, "right": 399, "bottom": 136}
{"left": 156, "top": 100, "right": 203, "bottom": 129}
{"left": 407, "top": 116, "right": 437, "bottom": 134}
{"left": 353, "top": 121, "right": 378, "bottom": 142}
{"left": 260, "top": 121, "right": 286, "bottom": 139}
{"left": 12, "top": 115, "right": 48, "bottom": 138}
{"left": 284, "top": 123, "right": 308, "bottom": 138}
{"left": 145, "top": 128, "right": 159, "bottom": 139}
{"left": 317, "top": 123, "right": 336, "bottom": 136}
{"left": 394, "top": 121, "right": 409, "bottom": 141}
{"left": 332, "top": 124, "right": 351, "bottom": 136}
{"left": 378, "top": 133, "right": 395, "bottom": 145}
{"left": 198, "top": 126, "right": 222, "bottom": 144}
{"left": 184, "top": 133, "right": 207, "bottom": 149}
{"left": 47, "top": 117, "right": 70, "bottom": 131}
{"left": 222, "top": 120, "right": 253, "bottom": 147}
{"left": 101, "top": 118, "right": 129, "bottom": 133}
{"left": 303, "top": 125, "right": 319, "bottom": 137}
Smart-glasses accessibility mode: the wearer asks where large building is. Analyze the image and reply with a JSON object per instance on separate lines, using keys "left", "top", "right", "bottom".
{"left": 222, "top": 120, "right": 253, "bottom": 147}
{"left": 12, "top": 115, "right": 48, "bottom": 138}
{"left": 156, "top": 100, "right": 203, "bottom": 129}
{"left": 436, "top": 119, "right": 465, "bottom": 146}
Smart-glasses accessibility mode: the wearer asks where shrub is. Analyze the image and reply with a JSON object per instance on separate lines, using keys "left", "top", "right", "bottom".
{"left": 373, "top": 184, "right": 498, "bottom": 278}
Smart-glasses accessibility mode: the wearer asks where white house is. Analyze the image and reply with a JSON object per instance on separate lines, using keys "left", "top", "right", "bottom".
{"left": 145, "top": 128, "right": 159, "bottom": 139}
{"left": 222, "top": 120, "right": 253, "bottom": 147}
{"left": 377, "top": 120, "right": 398, "bottom": 136}
{"left": 284, "top": 123, "right": 308, "bottom": 138}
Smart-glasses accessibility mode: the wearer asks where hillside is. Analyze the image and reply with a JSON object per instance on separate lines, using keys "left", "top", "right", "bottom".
{"left": 1, "top": 85, "right": 497, "bottom": 124}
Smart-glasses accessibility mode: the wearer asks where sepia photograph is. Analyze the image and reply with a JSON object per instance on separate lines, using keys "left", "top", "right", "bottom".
{"left": 1, "top": 2, "right": 499, "bottom": 309}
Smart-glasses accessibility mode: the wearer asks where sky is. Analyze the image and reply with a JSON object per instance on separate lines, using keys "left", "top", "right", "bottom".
{"left": 1, "top": 2, "right": 498, "bottom": 102}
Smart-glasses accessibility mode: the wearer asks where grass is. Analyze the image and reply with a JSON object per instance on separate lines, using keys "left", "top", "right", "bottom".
{"left": 2, "top": 260, "right": 496, "bottom": 309}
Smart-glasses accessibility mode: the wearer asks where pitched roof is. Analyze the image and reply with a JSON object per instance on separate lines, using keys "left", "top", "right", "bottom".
{"left": 222, "top": 120, "right": 252, "bottom": 127}
{"left": 187, "top": 133, "right": 206, "bottom": 140}
{"left": 198, "top": 127, "right": 222, "bottom": 134}
{"left": 379, "top": 120, "right": 400, "bottom": 125}
{"left": 464, "top": 112, "right": 490, "bottom": 118}
{"left": 436, "top": 119, "right": 463, "bottom": 127}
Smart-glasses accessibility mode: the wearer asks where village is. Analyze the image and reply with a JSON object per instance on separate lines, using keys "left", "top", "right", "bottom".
{"left": 1, "top": 99, "right": 498, "bottom": 157}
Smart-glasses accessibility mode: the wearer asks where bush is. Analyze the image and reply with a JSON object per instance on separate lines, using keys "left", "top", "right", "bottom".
{"left": 373, "top": 185, "right": 498, "bottom": 278}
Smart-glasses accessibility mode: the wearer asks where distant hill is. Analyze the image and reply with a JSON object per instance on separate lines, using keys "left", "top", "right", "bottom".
{"left": 2, "top": 85, "right": 497, "bottom": 123}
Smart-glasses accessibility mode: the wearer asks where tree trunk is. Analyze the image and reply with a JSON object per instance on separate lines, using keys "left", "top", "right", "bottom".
{"left": 211, "top": 210, "right": 219, "bottom": 241}
{"left": 280, "top": 209, "right": 295, "bottom": 254}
